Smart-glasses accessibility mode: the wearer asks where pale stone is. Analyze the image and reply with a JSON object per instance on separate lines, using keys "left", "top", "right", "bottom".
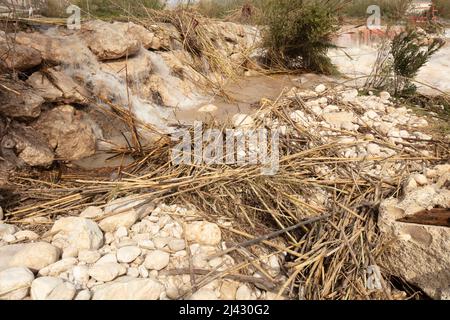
{"left": 99, "top": 210, "right": 140, "bottom": 233}
{"left": 0, "top": 242, "right": 60, "bottom": 272}
{"left": 46, "top": 282, "right": 76, "bottom": 300}
{"left": 144, "top": 250, "right": 170, "bottom": 271}
{"left": 31, "top": 277, "right": 62, "bottom": 300}
{"left": 100, "top": 49, "right": 153, "bottom": 84}
{"left": 380, "top": 91, "right": 391, "bottom": 101}
{"left": 323, "top": 112, "right": 354, "bottom": 130}
{"left": 138, "top": 265, "right": 149, "bottom": 278}
{"left": 78, "top": 250, "right": 101, "bottom": 264}
{"left": 80, "top": 206, "right": 103, "bottom": 219}
{"left": 413, "top": 174, "right": 428, "bottom": 186}
{"left": 367, "top": 143, "right": 381, "bottom": 156}
{"left": 94, "top": 253, "right": 117, "bottom": 265}
{"left": 404, "top": 177, "right": 418, "bottom": 194}
{"left": 198, "top": 104, "right": 218, "bottom": 113}
{"left": 117, "top": 246, "right": 141, "bottom": 263}
{"left": 220, "top": 280, "right": 239, "bottom": 300}
{"left": 236, "top": 284, "right": 254, "bottom": 300}
{"left": 38, "top": 258, "right": 77, "bottom": 277}
{"left": 0, "top": 224, "right": 19, "bottom": 237}
{"left": 92, "top": 277, "right": 164, "bottom": 300}
{"left": 89, "top": 263, "right": 124, "bottom": 282}
{"left": 26, "top": 72, "right": 62, "bottom": 102}
{"left": 81, "top": 20, "right": 140, "bottom": 60}
{"left": 111, "top": 22, "right": 155, "bottom": 49}
{"left": 51, "top": 217, "right": 104, "bottom": 251}
{"left": 168, "top": 239, "right": 186, "bottom": 252}
{"left": 153, "top": 237, "right": 170, "bottom": 249}
{"left": 0, "top": 267, "right": 34, "bottom": 300}
{"left": 315, "top": 84, "right": 326, "bottom": 93}
{"left": 127, "top": 267, "right": 140, "bottom": 278}
{"left": 72, "top": 265, "right": 89, "bottom": 286}
{"left": 166, "top": 285, "right": 180, "bottom": 300}
{"left": 62, "top": 246, "right": 78, "bottom": 259}
{"left": 2, "top": 234, "right": 15, "bottom": 243}
{"left": 379, "top": 186, "right": 450, "bottom": 299}
{"left": 115, "top": 226, "right": 128, "bottom": 239}
{"left": 185, "top": 221, "right": 222, "bottom": 246}
{"left": 75, "top": 289, "right": 91, "bottom": 300}
{"left": 341, "top": 89, "right": 358, "bottom": 102}
{"left": 189, "top": 288, "right": 218, "bottom": 300}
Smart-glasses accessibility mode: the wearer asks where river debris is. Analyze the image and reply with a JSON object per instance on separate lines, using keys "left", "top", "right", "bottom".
{"left": 1, "top": 81, "right": 449, "bottom": 300}
{"left": 0, "top": 13, "right": 449, "bottom": 300}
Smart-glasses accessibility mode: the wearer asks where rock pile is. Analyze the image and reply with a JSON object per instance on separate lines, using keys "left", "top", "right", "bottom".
{"left": 0, "top": 197, "right": 284, "bottom": 300}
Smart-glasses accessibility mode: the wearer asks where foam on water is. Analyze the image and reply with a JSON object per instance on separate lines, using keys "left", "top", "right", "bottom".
{"left": 39, "top": 28, "right": 183, "bottom": 133}
{"left": 148, "top": 52, "right": 208, "bottom": 110}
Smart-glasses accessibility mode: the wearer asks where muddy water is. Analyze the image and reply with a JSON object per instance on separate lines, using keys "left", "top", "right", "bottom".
{"left": 173, "top": 73, "right": 336, "bottom": 124}
{"left": 329, "top": 27, "right": 450, "bottom": 94}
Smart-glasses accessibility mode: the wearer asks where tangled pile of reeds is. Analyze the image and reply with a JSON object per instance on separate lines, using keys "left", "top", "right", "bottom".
{"left": 149, "top": 9, "right": 256, "bottom": 83}
{"left": 5, "top": 87, "right": 448, "bottom": 299}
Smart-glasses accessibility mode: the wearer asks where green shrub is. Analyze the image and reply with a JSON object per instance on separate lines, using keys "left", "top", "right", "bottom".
{"left": 391, "top": 29, "right": 444, "bottom": 94}
{"left": 260, "top": 0, "right": 345, "bottom": 74}
{"left": 366, "top": 29, "right": 444, "bottom": 96}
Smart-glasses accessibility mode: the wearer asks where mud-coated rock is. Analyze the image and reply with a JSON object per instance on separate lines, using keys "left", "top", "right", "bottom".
{"left": 34, "top": 105, "right": 96, "bottom": 161}
{"left": 14, "top": 31, "right": 94, "bottom": 65}
{"left": 100, "top": 49, "right": 153, "bottom": 84}
{"left": 27, "top": 72, "right": 63, "bottom": 102}
{"left": 111, "top": 22, "right": 155, "bottom": 49}
{"left": 81, "top": 20, "right": 140, "bottom": 60}
{"left": 0, "top": 41, "right": 42, "bottom": 72}
{"left": 7, "top": 124, "right": 54, "bottom": 167}
{"left": 0, "top": 80, "right": 44, "bottom": 119}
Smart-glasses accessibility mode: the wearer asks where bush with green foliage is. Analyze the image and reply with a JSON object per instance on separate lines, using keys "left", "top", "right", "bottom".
{"left": 391, "top": 30, "right": 444, "bottom": 94}
{"left": 260, "top": 0, "right": 345, "bottom": 74}
{"left": 366, "top": 29, "right": 444, "bottom": 96}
